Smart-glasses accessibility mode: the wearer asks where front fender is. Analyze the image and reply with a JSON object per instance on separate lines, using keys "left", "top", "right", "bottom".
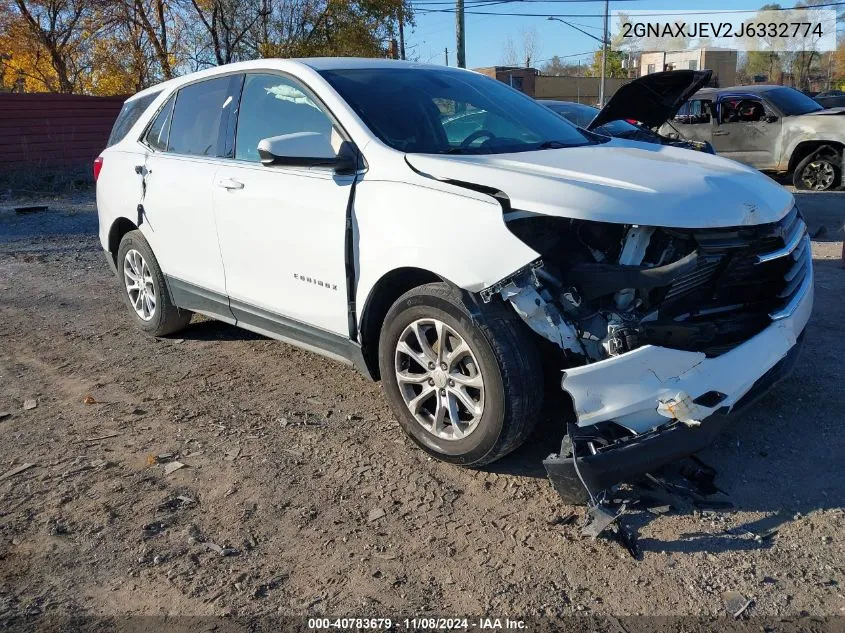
{"left": 352, "top": 179, "right": 539, "bottom": 314}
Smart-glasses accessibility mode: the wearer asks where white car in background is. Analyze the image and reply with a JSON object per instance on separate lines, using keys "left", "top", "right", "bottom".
{"left": 96, "top": 58, "right": 812, "bottom": 503}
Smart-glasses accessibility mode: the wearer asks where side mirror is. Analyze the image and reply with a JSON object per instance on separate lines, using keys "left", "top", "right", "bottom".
{"left": 257, "top": 132, "right": 357, "bottom": 174}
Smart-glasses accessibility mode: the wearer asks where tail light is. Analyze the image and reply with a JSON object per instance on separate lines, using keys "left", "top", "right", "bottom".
{"left": 93, "top": 156, "right": 104, "bottom": 182}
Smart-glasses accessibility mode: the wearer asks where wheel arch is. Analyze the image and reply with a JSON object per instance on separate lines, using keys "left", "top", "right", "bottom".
{"left": 788, "top": 140, "right": 844, "bottom": 173}
{"left": 359, "top": 267, "right": 449, "bottom": 380}
{"left": 108, "top": 217, "right": 139, "bottom": 266}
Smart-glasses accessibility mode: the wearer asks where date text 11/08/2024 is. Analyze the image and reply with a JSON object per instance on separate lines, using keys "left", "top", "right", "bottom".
{"left": 306, "top": 617, "right": 527, "bottom": 630}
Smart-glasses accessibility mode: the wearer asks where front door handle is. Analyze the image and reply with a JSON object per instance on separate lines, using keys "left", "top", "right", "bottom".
{"left": 712, "top": 131, "right": 729, "bottom": 136}
{"left": 217, "top": 178, "right": 244, "bottom": 190}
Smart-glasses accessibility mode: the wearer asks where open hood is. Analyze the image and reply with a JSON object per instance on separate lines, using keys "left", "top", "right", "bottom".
{"left": 588, "top": 69, "right": 712, "bottom": 130}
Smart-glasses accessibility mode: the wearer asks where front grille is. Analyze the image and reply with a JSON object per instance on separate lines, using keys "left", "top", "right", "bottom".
{"left": 645, "top": 206, "right": 810, "bottom": 356}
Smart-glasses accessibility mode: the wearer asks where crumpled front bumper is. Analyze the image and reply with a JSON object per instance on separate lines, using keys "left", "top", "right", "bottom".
{"left": 544, "top": 261, "right": 813, "bottom": 503}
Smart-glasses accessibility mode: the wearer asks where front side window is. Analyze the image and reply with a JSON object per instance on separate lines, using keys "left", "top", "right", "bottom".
{"left": 320, "top": 67, "right": 593, "bottom": 155}
{"left": 235, "top": 73, "right": 334, "bottom": 163}
{"left": 144, "top": 94, "right": 175, "bottom": 151}
{"left": 720, "top": 97, "right": 767, "bottom": 123}
{"left": 168, "top": 76, "right": 238, "bottom": 157}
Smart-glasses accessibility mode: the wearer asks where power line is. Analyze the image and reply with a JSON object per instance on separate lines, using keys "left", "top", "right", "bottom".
{"left": 413, "top": 1, "right": 845, "bottom": 17}
{"left": 411, "top": 0, "right": 644, "bottom": 4}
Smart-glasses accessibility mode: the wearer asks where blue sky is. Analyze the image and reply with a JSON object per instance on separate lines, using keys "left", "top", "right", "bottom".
{"left": 404, "top": 0, "right": 796, "bottom": 68}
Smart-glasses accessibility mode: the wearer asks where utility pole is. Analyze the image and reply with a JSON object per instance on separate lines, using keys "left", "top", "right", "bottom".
{"left": 456, "top": 0, "right": 466, "bottom": 68}
{"left": 398, "top": 5, "right": 406, "bottom": 60}
{"left": 445, "top": 48, "right": 449, "bottom": 66}
{"left": 599, "top": 0, "right": 609, "bottom": 106}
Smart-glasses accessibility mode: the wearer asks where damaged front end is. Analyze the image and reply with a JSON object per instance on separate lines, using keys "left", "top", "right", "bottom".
{"left": 484, "top": 208, "right": 813, "bottom": 503}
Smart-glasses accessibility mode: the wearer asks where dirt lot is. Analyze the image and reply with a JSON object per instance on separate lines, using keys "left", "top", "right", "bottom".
{"left": 1, "top": 190, "right": 844, "bottom": 626}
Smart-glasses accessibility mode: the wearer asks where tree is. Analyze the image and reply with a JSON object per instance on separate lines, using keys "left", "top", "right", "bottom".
{"left": 585, "top": 48, "right": 625, "bottom": 78}
{"left": 540, "top": 55, "right": 585, "bottom": 76}
{"left": 1, "top": 0, "right": 108, "bottom": 92}
{"left": 0, "top": 0, "right": 412, "bottom": 93}
{"left": 500, "top": 27, "right": 540, "bottom": 67}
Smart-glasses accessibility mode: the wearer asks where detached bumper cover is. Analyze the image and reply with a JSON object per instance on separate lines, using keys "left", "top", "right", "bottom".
{"left": 544, "top": 335, "right": 804, "bottom": 502}
{"left": 544, "top": 260, "right": 813, "bottom": 502}
{"left": 561, "top": 265, "right": 813, "bottom": 431}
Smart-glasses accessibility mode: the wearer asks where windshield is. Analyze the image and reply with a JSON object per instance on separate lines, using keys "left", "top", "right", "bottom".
{"left": 544, "top": 101, "right": 641, "bottom": 135}
{"left": 319, "top": 67, "right": 595, "bottom": 154}
{"left": 765, "top": 87, "right": 824, "bottom": 115}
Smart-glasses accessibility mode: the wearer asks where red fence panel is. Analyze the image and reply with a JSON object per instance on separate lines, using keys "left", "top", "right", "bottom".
{"left": 0, "top": 93, "right": 127, "bottom": 169}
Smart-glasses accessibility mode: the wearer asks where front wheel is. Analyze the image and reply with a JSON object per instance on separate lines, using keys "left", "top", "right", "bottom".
{"left": 378, "top": 283, "right": 543, "bottom": 467}
{"left": 793, "top": 150, "right": 842, "bottom": 191}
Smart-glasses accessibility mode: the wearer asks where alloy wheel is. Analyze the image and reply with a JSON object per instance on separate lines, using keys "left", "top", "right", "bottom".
{"left": 123, "top": 249, "right": 156, "bottom": 321}
{"left": 394, "top": 318, "right": 485, "bottom": 441}
{"left": 799, "top": 159, "right": 836, "bottom": 191}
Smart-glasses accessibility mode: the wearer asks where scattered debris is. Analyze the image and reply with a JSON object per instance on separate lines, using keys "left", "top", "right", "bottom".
{"left": 163, "top": 461, "right": 186, "bottom": 475}
{"left": 612, "top": 520, "right": 641, "bottom": 560}
{"left": 224, "top": 446, "right": 241, "bottom": 461}
{"left": 202, "top": 542, "right": 239, "bottom": 557}
{"left": 582, "top": 503, "right": 626, "bottom": 539}
{"left": 0, "top": 463, "right": 36, "bottom": 481}
{"left": 73, "top": 432, "right": 119, "bottom": 444}
{"left": 0, "top": 412, "right": 11, "bottom": 422}
{"left": 23, "top": 399, "right": 37, "bottom": 410}
{"left": 131, "top": 407, "right": 146, "bottom": 415}
{"left": 82, "top": 395, "right": 98, "bottom": 405}
{"left": 549, "top": 511, "right": 577, "bottom": 526}
{"left": 141, "top": 521, "right": 167, "bottom": 539}
{"left": 15, "top": 205, "right": 48, "bottom": 214}
{"left": 157, "top": 495, "right": 196, "bottom": 512}
{"left": 367, "top": 508, "right": 386, "bottom": 523}
{"left": 722, "top": 590, "right": 749, "bottom": 616}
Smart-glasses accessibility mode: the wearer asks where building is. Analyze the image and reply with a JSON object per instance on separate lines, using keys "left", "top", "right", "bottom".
{"left": 473, "top": 66, "right": 538, "bottom": 97}
{"left": 639, "top": 48, "right": 737, "bottom": 87}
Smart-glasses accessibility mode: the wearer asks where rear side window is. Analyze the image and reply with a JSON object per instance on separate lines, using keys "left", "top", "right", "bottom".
{"left": 144, "top": 94, "right": 175, "bottom": 151}
{"left": 107, "top": 91, "right": 160, "bottom": 147}
{"left": 168, "top": 76, "right": 239, "bottom": 157}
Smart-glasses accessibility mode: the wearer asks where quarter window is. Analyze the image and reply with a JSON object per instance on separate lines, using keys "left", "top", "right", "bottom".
{"left": 108, "top": 91, "right": 160, "bottom": 147}
{"left": 168, "top": 76, "right": 239, "bottom": 157}
{"left": 235, "top": 73, "right": 335, "bottom": 163}
{"left": 144, "top": 94, "right": 175, "bottom": 151}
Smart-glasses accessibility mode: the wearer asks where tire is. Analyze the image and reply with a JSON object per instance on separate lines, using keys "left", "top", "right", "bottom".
{"left": 116, "top": 230, "right": 191, "bottom": 336}
{"left": 378, "top": 282, "right": 543, "bottom": 467}
{"left": 793, "top": 150, "right": 842, "bottom": 191}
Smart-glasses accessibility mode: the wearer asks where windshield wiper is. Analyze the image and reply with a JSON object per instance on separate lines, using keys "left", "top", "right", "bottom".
{"left": 535, "top": 140, "right": 569, "bottom": 150}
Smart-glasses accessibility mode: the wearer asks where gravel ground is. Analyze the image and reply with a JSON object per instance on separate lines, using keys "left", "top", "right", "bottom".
{"left": 0, "top": 190, "right": 843, "bottom": 626}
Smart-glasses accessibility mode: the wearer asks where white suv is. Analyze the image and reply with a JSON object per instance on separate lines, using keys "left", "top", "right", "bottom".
{"left": 96, "top": 59, "right": 812, "bottom": 502}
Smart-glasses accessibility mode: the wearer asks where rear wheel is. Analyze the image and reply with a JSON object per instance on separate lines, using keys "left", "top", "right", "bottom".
{"left": 793, "top": 150, "right": 842, "bottom": 191}
{"left": 116, "top": 230, "right": 191, "bottom": 336}
{"left": 378, "top": 282, "right": 543, "bottom": 466}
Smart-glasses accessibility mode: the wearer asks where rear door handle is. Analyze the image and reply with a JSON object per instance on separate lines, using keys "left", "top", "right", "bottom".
{"left": 217, "top": 178, "right": 244, "bottom": 190}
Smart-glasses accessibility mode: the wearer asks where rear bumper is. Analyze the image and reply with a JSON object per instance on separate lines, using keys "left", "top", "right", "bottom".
{"left": 544, "top": 259, "right": 813, "bottom": 503}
